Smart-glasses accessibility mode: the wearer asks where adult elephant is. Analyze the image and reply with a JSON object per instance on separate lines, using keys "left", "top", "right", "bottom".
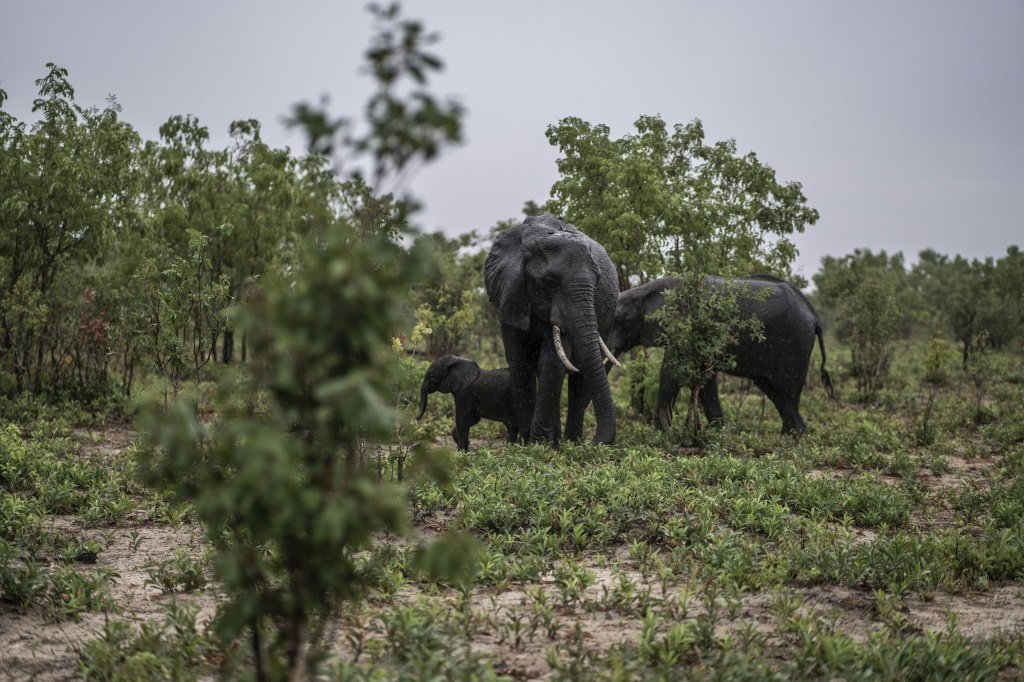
{"left": 607, "top": 275, "right": 833, "bottom": 434}
{"left": 485, "top": 215, "right": 621, "bottom": 445}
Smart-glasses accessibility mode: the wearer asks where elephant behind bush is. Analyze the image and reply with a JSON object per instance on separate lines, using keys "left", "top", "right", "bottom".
{"left": 608, "top": 275, "right": 833, "bottom": 434}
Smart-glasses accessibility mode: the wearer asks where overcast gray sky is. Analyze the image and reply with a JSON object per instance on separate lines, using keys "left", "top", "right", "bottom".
{"left": 3, "top": 1, "right": 1022, "bottom": 280}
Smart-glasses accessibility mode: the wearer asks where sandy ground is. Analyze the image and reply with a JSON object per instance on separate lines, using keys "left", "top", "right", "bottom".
{"left": 0, "top": 512, "right": 217, "bottom": 681}
{"left": 1, "top": 426, "right": 218, "bottom": 681}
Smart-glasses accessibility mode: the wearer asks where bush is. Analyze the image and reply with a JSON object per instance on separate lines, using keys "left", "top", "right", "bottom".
{"left": 651, "top": 274, "right": 765, "bottom": 443}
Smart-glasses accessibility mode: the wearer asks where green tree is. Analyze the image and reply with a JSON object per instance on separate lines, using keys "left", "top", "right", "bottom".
{"left": 0, "top": 65, "right": 142, "bottom": 396}
{"left": 411, "top": 231, "right": 490, "bottom": 358}
{"left": 916, "top": 337, "right": 953, "bottom": 445}
{"left": 217, "top": 119, "right": 298, "bottom": 362}
{"left": 910, "top": 249, "right": 1022, "bottom": 366}
{"left": 545, "top": 115, "right": 819, "bottom": 289}
{"left": 814, "top": 253, "right": 904, "bottom": 399}
{"left": 964, "top": 330, "right": 996, "bottom": 425}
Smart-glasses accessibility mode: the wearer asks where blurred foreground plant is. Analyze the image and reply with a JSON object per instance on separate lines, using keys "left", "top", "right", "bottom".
{"left": 140, "top": 227, "right": 464, "bottom": 678}
{"left": 138, "top": 4, "right": 475, "bottom": 679}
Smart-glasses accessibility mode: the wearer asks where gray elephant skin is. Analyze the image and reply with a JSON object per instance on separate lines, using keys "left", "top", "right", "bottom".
{"left": 416, "top": 355, "right": 518, "bottom": 451}
{"left": 607, "top": 275, "right": 833, "bottom": 434}
{"left": 485, "top": 215, "right": 620, "bottom": 445}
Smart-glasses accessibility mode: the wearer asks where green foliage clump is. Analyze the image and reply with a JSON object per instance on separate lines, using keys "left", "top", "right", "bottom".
{"left": 651, "top": 274, "right": 765, "bottom": 442}
{"left": 145, "top": 548, "right": 207, "bottom": 594}
{"left": 814, "top": 250, "right": 905, "bottom": 398}
{"left": 0, "top": 66, "right": 140, "bottom": 398}
{"left": 779, "top": 609, "right": 1022, "bottom": 680}
{"left": 411, "top": 232, "right": 490, "bottom": 358}
{"left": 0, "top": 539, "right": 116, "bottom": 621}
{"left": 79, "top": 603, "right": 218, "bottom": 681}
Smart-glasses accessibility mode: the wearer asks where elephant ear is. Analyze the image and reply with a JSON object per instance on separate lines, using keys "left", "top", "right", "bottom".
{"left": 485, "top": 224, "right": 531, "bottom": 330}
{"left": 438, "top": 357, "right": 481, "bottom": 393}
{"left": 642, "top": 287, "right": 667, "bottom": 318}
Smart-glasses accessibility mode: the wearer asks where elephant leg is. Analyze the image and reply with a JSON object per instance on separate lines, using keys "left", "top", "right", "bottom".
{"left": 531, "top": 342, "right": 565, "bottom": 446}
{"left": 565, "top": 372, "right": 588, "bottom": 442}
{"left": 654, "top": 360, "right": 681, "bottom": 431}
{"left": 452, "top": 408, "right": 472, "bottom": 452}
{"left": 699, "top": 374, "right": 725, "bottom": 427}
{"left": 501, "top": 324, "right": 539, "bottom": 440}
{"left": 453, "top": 396, "right": 484, "bottom": 451}
{"left": 782, "top": 393, "right": 807, "bottom": 435}
{"left": 452, "top": 421, "right": 469, "bottom": 451}
{"left": 752, "top": 377, "right": 806, "bottom": 435}
{"left": 505, "top": 422, "right": 518, "bottom": 444}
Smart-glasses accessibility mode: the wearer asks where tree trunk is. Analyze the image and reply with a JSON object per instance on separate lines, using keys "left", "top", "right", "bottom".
{"left": 223, "top": 329, "right": 234, "bottom": 363}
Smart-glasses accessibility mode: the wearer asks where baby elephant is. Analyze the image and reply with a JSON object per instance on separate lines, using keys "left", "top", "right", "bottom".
{"left": 416, "top": 355, "right": 518, "bottom": 451}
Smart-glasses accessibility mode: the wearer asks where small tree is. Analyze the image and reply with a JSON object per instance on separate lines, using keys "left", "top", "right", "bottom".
{"left": 964, "top": 330, "right": 995, "bottom": 425}
{"left": 411, "top": 232, "right": 485, "bottom": 358}
{"left": 916, "top": 338, "right": 953, "bottom": 445}
{"left": 142, "top": 225, "right": 462, "bottom": 677}
{"left": 131, "top": 228, "right": 230, "bottom": 404}
{"left": 545, "top": 115, "right": 819, "bottom": 289}
{"left": 837, "top": 275, "right": 901, "bottom": 400}
{"left": 814, "top": 252, "right": 905, "bottom": 400}
{"left": 650, "top": 274, "right": 765, "bottom": 444}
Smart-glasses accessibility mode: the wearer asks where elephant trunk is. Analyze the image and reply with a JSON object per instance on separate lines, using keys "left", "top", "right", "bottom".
{"left": 416, "top": 382, "right": 430, "bottom": 420}
{"left": 566, "top": 289, "right": 617, "bottom": 444}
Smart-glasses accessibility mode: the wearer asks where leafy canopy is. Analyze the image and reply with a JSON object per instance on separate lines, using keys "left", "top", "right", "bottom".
{"left": 545, "top": 115, "right": 819, "bottom": 289}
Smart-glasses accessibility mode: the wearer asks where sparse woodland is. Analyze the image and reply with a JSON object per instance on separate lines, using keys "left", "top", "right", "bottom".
{"left": 1, "top": 5, "right": 1023, "bottom": 680}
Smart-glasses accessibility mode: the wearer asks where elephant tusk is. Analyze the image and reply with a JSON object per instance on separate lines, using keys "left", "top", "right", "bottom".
{"left": 599, "top": 336, "right": 622, "bottom": 367}
{"left": 552, "top": 325, "right": 580, "bottom": 373}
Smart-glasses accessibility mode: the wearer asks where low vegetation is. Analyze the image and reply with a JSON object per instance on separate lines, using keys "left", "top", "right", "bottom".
{"left": 2, "top": 341, "right": 1023, "bottom": 679}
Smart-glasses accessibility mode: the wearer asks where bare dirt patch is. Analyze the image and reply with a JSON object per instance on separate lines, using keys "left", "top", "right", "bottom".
{"left": 72, "top": 423, "right": 137, "bottom": 462}
{"left": 0, "top": 427, "right": 216, "bottom": 682}
{"left": 0, "top": 523, "right": 216, "bottom": 681}
{"left": 906, "top": 584, "right": 1024, "bottom": 638}
{"left": 928, "top": 454, "right": 995, "bottom": 490}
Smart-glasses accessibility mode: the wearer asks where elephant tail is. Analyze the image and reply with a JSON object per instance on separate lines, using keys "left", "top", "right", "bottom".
{"left": 816, "top": 321, "right": 835, "bottom": 399}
